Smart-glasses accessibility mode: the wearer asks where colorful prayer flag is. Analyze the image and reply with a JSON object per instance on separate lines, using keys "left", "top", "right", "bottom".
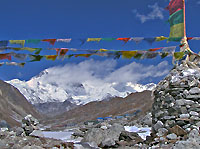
{"left": 42, "top": 39, "right": 57, "bottom": 45}
{"left": 87, "top": 38, "right": 102, "bottom": 42}
{"left": 166, "top": 0, "right": 183, "bottom": 15}
{"left": 9, "top": 40, "right": 25, "bottom": 47}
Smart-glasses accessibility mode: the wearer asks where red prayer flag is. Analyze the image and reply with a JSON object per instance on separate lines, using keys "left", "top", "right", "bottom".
{"left": 60, "top": 48, "right": 68, "bottom": 56}
{"left": 116, "top": 38, "right": 131, "bottom": 43}
{"left": 0, "top": 53, "right": 11, "bottom": 60}
{"left": 187, "top": 37, "right": 193, "bottom": 41}
{"left": 166, "top": 0, "right": 183, "bottom": 15}
{"left": 42, "top": 39, "right": 57, "bottom": 45}
{"left": 149, "top": 48, "right": 161, "bottom": 52}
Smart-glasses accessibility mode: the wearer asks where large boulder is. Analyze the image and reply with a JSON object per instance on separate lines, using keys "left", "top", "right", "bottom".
{"left": 82, "top": 123, "right": 124, "bottom": 147}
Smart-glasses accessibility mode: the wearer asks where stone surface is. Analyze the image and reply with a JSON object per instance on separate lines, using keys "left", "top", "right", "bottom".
{"left": 166, "top": 133, "right": 177, "bottom": 140}
{"left": 153, "top": 121, "right": 164, "bottom": 132}
{"left": 169, "top": 125, "right": 187, "bottom": 136}
{"left": 179, "top": 114, "right": 190, "bottom": 119}
{"left": 157, "top": 128, "right": 168, "bottom": 137}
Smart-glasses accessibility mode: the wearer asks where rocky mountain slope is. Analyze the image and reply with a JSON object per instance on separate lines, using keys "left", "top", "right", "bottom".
{"left": 44, "top": 90, "right": 153, "bottom": 127}
{"left": 0, "top": 80, "right": 42, "bottom": 127}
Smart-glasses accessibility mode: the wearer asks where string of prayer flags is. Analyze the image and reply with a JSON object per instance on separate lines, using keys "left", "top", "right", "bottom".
{"left": 9, "top": 40, "right": 25, "bottom": 47}
{"left": 42, "top": 39, "right": 57, "bottom": 45}
{"left": 166, "top": 0, "right": 184, "bottom": 41}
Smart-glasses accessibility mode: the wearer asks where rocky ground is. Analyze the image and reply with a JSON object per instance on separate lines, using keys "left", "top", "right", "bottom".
{"left": 1, "top": 111, "right": 200, "bottom": 149}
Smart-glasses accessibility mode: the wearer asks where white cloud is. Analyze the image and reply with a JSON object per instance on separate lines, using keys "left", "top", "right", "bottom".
{"left": 197, "top": 1, "right": 200, "bottom": 4}
{"left": 133, "top": 3, "right": 164, "bottom": 23}
{"left": 36, "top": 59, "right": 170, "bottom": 89}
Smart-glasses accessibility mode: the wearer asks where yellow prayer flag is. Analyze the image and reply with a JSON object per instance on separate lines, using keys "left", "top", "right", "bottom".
{"left": 9, "top": 40, "right": 25, "bottom": 47}
{"left": 45, "top": 55, "right": 57, "bottom": 61}
{"left": 169, "top": 23, "right": 184, "bottom": 38}
{"left": 155, "top": 36, "right": 168, "bottom": 41}
{"left": 121, "top": 51, "right": 137, "bottom": 59}
{"left": 99, "top": 49, "right": 108, "bottom": 52}
{"left": 87, "top": 38, "right": 102, "bottom": 42}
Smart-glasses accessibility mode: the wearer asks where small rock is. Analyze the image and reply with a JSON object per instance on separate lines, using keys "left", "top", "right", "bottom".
{"left": 157, "top": 128, "right": 168, "bottom": 137}
{"left": 188, "top": 129, "right": 199, "bottom": 138}
{"left": 166, "top": 133, "right": 177, "bottom": 140}
{"left": 16, "top": 127, "right": 24, "bottom": 136}
{"left": 174, "top": 140, "right": 200, "bottom": 149}
{"left": 189, "top": 111, "right": 199, "bottom": 116}
{"left": 180, "top": 114, "right": 190, "bottom": 119}
{"left": 190, "top": 116, "right": 200, "bottom": 121}
{"left": 169, "top": 125, "right": 187, "bottom": 136}
{"left": 189, "top": 87, "right": 200, "bottom": 94}
{"left": 153, "top": 121, "right": 164, "bottom": 132}
{"left": 29, "top": 130, "right": 44, "bottom": 138}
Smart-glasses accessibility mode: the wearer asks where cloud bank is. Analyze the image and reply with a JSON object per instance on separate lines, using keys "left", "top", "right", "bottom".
{"left": 133, "top": 3, "right": 164, "bottom": 23}
{"left": 36, "top": 59, "right": 170, "bottom": 89}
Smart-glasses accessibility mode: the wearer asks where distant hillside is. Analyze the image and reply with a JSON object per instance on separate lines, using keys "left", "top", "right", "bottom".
{"left": 0, "top": 80, "right": 42, "bottom": 127}
{"left": 44, "top": 90, "right": 153, "bottom": 127}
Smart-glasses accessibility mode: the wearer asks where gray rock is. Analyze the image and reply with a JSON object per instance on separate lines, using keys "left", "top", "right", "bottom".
{"left": 188, "top": 129, "right": 199, "bottom": 138}
{"left": 189, "top": 87, "right": 200, "bottom": 94}
{"left": 190, "top": 116, "right": 200, "bottom": 121}
{"left": 189, "top": 111, "right": 199, "bottom": 116}
{"left": 166, "top": 133, "right": 177, "bottom": 140}
{"left": 186, "top": 94, "right": 200, "bottom": 100}
{"left": 0, "top": 140, "right": 7, "bottom": 148}
{"left": 179, "top": 114, "right": 190, "bottom": 119}
{"left": 173, "top": 140, "right": 200, "bottom": 149}
{"left": 163, "top": 116, "right": 176, "bottom": 120}
{"left": 0, "top": 120, "right": 10, "bottom": 129}
{"left": 16, "top": 127, "right": 24, "bottom": 136}
{"left": 153, "top": 121, "right": 164, "bottom": 132}
{"left": 29, "top": 130, "right": 44, "bottom": 138}
{"left": 157, "top": 128, "right": 168, "bottom": 137}
{"left": 176, "top": 99, "right": 185, "bottom": 106}
{"left": 83, "top": 123, "right": 124, "bottom": 147}
{"left": 22, "top": 145, "right": 44, "bottom": 149}
{"left": 100, "top": 138, "right": 115, "bottom": 147}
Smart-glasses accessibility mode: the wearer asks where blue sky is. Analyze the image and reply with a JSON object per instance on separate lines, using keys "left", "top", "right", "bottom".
{"left": 0, "top": 0, "right": 200, "bottom": 84}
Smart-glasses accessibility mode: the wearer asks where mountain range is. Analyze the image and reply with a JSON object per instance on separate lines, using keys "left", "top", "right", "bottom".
{"left": 7, "top": 69, "right": 156, "bottom": 106}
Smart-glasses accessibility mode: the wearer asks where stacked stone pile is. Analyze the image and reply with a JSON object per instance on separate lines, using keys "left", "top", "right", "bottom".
{"left": 152, "top": 62, "right": 200, "bottom": 137}
{"left": 21, "top": 114, "right": 40, "bottom": 136}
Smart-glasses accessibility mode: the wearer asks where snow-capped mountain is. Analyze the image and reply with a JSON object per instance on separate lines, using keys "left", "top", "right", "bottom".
{"left": 7, "top": 69, "right": 156, "bottom": 105}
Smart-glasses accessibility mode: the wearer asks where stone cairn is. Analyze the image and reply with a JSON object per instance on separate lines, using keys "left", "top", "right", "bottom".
{"left": 152, "top": 62, "right": 200, "bottom": 138}
{"left": 21, "top": 114, "right": 39, "bottom": 136}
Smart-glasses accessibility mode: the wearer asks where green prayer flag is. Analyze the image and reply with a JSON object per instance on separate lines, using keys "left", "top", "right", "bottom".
{"left": 168, "top": 9, "right": 183, "bottom": 27}
{"left": 174, "top": 52, "right": 185, "bottom": 60}
{"left": 26, "top": 39, "right": 41, "bottom": 44}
